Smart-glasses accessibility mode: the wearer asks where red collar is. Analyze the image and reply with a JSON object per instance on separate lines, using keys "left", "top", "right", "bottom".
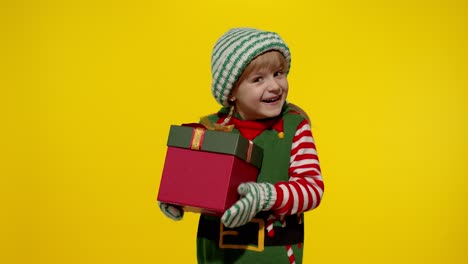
{"left": 217, "top": 116, "right": 284, "bottom": 140}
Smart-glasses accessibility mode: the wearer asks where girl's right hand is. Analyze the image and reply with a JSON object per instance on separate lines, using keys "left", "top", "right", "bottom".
{"left": 158, "top": 202, "right": 183, "bottom": 221}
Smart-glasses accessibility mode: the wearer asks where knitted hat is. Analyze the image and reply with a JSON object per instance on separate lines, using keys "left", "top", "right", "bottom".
{"left": 211, "top": 28, "right": 291, "bottom": 106}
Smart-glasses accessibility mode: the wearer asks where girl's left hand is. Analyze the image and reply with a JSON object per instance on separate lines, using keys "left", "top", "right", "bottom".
{"left": 221, "top": 182, "right": 277, "bottom": 228}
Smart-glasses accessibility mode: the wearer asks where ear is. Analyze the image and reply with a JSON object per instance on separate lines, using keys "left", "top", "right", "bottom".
{"left": 228, "top": 88, "right": 238, "bottom": 103}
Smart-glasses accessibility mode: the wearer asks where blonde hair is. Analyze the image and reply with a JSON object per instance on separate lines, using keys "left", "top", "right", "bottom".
{"left": 233, "top": 51, "right": 288, "bottom": 91}
{"left": 221, "top": 51, "right": 290, "bottom": 125}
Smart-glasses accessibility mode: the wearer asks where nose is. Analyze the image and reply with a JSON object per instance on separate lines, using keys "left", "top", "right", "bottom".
{"left": 266, "top": 76, "right": 281, "bottom": 93}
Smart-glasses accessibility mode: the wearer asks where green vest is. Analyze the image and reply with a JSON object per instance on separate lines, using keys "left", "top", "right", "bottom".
{"left": 197, "top": 105, "right": 306, "bottom": 264}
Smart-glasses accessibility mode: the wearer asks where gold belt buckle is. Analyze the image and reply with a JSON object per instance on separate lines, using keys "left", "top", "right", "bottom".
{"left": 219, "top": 218, "right": 265, "bottom": 252}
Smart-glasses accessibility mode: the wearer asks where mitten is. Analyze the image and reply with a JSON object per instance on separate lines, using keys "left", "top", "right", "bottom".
{"left": 158, "top": 202, "right": 183, "bottom": 221}
{"left": 221, "top": 182, "right": 277, "bottom": 228}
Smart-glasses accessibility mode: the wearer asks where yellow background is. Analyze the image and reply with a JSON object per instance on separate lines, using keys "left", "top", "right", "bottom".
{"left": 1, "top": 0, "right": 467, "bottom": 263}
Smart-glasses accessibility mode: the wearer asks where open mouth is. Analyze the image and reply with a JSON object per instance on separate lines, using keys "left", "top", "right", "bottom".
{"left": 262, "top": 95, "right": 281, "bottom": 103}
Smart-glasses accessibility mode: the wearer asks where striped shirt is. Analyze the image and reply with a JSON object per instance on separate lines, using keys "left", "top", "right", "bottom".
{"left": 272, "top": 119, "right": 324, "bottom": 215}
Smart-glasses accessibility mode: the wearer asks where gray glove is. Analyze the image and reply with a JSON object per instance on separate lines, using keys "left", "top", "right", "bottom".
{"left": 221, "top": 182, "right": 277, "bottom": 228}
{"left": 158, "top": 202, "right": 183, "bottom": 221}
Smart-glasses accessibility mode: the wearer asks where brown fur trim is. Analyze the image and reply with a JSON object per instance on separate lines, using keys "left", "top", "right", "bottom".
{"left": 287, "top": 103, "right": 310, "bottom": 124}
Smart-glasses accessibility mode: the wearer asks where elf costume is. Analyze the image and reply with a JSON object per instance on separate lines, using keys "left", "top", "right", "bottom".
{"left": 196, "top": 104, "right": 309, "bottom": 264}
{"left": 159, "top": 28, "right": 324, "bottom": 264}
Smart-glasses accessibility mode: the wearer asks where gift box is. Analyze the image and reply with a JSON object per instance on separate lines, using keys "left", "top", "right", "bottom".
{"left": 157, "top": 124, "right": 263, "bottom": 216}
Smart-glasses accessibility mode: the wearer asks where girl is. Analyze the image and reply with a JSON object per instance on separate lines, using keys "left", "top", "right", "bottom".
{"left": 159, "top": 28, "right": 324, "bottom": 264}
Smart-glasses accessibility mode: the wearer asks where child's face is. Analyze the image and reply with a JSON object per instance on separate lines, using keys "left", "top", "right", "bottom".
{"left": 231, "top": 52, "right": 289, "bottom": 120}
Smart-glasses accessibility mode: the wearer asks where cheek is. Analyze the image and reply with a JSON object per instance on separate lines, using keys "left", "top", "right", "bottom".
{"left": 279, "top": 81, "right": 289, "bottom": 95}
{"left": 239, "top": 86, "right": 262, "bottom": 100}
{"left": 242, "top": 92, "right": 261, "bottom": 104}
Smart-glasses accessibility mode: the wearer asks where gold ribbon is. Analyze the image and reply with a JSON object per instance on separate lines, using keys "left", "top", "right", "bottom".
{"left": 246, "top": 140, "right": 253, "bottom": 163}
{"left": 189, "top": 117, "right": 233, "bottom": 151}
{"left": 190, "top": 127, "right": 205, "bottom": 150}
{"left": 198, "top": 116, "right": 257, "bottom": 165}
{"left": 200, "top": 116, "right": 234, "bottom": 132}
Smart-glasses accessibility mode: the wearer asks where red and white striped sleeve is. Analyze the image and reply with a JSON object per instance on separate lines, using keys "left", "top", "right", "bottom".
{"left": 272, "top": 119, "right": 324, "bottom": 216}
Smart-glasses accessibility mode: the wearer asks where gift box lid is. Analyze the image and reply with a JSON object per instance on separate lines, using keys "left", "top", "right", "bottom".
{"left": 166, "top": 125, "right": 263, "bottom": 168}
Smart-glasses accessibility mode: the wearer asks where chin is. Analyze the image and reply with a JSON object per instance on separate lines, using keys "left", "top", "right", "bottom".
{"left": 261, "top": 109, "right": 282, "bottom": 119}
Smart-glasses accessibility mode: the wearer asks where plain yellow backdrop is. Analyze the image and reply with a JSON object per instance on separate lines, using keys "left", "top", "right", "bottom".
{"left": 1, "top": 0, "right": 467, "bottom": 263}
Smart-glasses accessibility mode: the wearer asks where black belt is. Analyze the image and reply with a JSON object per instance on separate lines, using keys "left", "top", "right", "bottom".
{"left": 197, "top": 214, "right": 304, "bottom": 249}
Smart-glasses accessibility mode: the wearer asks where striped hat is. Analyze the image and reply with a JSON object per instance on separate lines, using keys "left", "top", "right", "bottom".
{"left": 211, "top": 28, "right": 291, "bottom": 106}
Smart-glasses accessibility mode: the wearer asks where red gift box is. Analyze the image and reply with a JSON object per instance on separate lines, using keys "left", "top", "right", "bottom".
{"left": 157, "top": 124, "right": 263, "bottom": 216}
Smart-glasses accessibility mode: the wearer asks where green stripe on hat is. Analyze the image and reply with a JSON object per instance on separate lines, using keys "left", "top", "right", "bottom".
{"left": 211, "top": 28, "right": 291, "bottom": 106}
{"left": 214, "top": 36, "right": 287, "bottom": 104}
{"left": 212, "top": 28, "right": 253, "bottom": 70}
